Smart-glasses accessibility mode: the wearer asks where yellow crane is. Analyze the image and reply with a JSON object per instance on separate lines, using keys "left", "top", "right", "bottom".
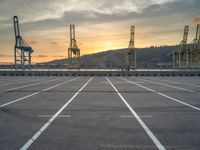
{"left": 68, "top": 25, "right": 80, "bottom": 69}
{"left": 190, "top": 24, "right": 200, "bottom": 66}
{"left": 125, "top": 26, "right": 136, "bottom": 71}
{"left": 173, "top": 25, "right": 189, "bottom": 68}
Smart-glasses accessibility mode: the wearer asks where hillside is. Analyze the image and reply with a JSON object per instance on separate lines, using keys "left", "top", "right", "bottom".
{"left": 41, "top": 45, "right": 176, "bottom": 66}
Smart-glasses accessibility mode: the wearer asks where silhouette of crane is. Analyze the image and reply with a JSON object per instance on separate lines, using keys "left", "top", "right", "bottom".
{"left": 13, "top": 16, "right": 33, "bottom": 67}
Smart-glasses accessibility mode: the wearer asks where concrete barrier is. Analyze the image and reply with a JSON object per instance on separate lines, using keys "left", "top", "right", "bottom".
{"left": 0, "top": 70, "right": 200, "bottom": 76}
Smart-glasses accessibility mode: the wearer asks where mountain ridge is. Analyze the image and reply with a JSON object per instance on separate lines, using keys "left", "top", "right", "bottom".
{"left": 40, "top": 45, "right": 176, "bottom": 66}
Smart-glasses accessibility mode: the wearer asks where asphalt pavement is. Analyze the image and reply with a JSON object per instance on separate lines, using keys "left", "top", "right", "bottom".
{"left": 0, "top": 76, "right": 199, "bottom": 150}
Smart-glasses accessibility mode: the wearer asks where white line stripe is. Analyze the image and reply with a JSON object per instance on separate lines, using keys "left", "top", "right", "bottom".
{"left": 0, "top": 78, "right": 79, "bottom": 108}
{"left": 106, "top": 77, "right": 165, "bottom": 150}
{"left": 38, "top": 115, "right": 71, "bottom": 118}
{"left": 120, "top": 115, "right": 152, "bottom": 118}
{"left": 2, "top": 78, "right": 62, "bottom": 92}
{"left": 137, "top": 78, "right": 197, "bottom": 94}
{"left": 21, "top": 140, "right": 33, "bottom": 150}
{"left": 20, "top": 77, "right": 93, "bottom": 150}
{"left": 120, "top": 77, "right": 200, "bottom": 111}
{"left": 157, "top": 92, "right": 200, "bottom": 111}
{"left": 0, "top": 92, "right": 39, "bottom": 108}
{"left": 153, "top": 78, "right": 200, "bottom": 88}
{"left": 100, "top": 81, "right": 144, "bottom": 84}
{"left": 0, "top": 78, "right": 44, "bottom": 87}
{"left": 0, "top": 78, "right": 47, "bottom": 86}
{"left": 0, "top": 77, "right": 29, "bottom": 84}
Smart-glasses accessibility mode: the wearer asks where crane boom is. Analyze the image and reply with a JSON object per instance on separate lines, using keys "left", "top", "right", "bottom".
{"left": 182, "top": 25, "right": 189, "bottom": 44}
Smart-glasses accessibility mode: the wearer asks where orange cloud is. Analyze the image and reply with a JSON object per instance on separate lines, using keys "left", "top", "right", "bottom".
{"left": 192, "top": 16, "right": 200, "bottom": 24}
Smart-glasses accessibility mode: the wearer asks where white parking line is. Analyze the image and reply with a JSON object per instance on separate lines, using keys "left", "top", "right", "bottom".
{"left": 100, "top": 81, "right": 144, "bottom": 84}
{"left": 136, "top": 78, "right": 198, "bottom": 94}
{"left": 38, "top": 115, "right": 71, "bottom": 118}
{"left": 152, "top": 78, "right": 200, "bottom": 88}
{"left": 20, "top": 77, "right": 93, "bottom": 150}
{"left": 1, "top": 77, "right": 62, "bottom": 92}
{"left": 0, "top": 77, "right": 30, "bottom": 83}
{"left": 106, "top": 77, "right": 165, "bottom": 150}
{"left": 120, "top": 77, "right": 200, "bottom": 111}
{"left": 120, "top": 115, "right": 152, "bottom": 118}
{"left": 0, "top": 77, "right": 45, "bottom": 87}
{"left": 0, "top": 78, "right": 79, "bottom": 108}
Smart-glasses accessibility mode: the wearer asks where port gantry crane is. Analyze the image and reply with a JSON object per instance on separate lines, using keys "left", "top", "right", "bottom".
{"left": 125, "top": 26, "right": 136, "bottom": 71}
{"left": 190, "top": 24, "right": 200, "bottom": 66}
{"left": 13, "top": 16, "right": 33, "bottom": 67}
{"left": 173, "top": 25, "right": 189, "bottom": 68}
{"left": 68, "top": 25, "right": 80, "bottom": 69}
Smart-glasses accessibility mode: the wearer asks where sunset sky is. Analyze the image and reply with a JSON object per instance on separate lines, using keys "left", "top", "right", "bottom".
{"left": 0, "top": 0, "right": 200, "bottom": 63}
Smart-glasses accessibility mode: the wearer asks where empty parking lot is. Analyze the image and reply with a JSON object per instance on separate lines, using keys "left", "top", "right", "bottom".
{"left": 0, "top": 76, "right": 200, "bottom": 150}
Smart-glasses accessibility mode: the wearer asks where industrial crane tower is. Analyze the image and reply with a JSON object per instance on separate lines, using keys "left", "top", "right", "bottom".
{"left": 13, "top": 16, "right": 33, "bottom": 67}
{"left": 173, "top": 25, "right": 189, "bottom": 68}
{"left": 125, "top": 26, "right": 136, "bottom": 70}
{"left": 68, "top": 25, "right": 80, "bottom": 69}
{"left": 190, "top": 24, "right": 200, "bottom": 65}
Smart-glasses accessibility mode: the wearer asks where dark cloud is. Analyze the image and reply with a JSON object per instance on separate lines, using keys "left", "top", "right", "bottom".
{"left": 1, "top": 0, "right": 199, "bottom": 36}
{"left": 10, "top": 0, "right": 199, "bottom": 32}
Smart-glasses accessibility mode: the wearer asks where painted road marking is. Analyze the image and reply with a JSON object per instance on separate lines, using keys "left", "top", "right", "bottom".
{"left": 0, "top": 78, "right": 79, "bottom": 108}
{"left": 137, "top": 78, "right": 199, "bottom": 94}
{"left": 1, "top": 77, "right": 62, "bottom": 92}
{"left": 100, "top": 81, "right": 144, "bottom": 84}
{"left": 152, "top": 78, "right": 200, "bottom": 88}
{"left": 38, "top": 115, "right": 71, "bottom": 118}
{"left": 106, "top": 77, "right": 165, "bottom": 150}
{"left": 0, "top": 77, "right": 44, "bottom": 87}
{"left": 120, "top": 115, "right": 152, "bottom": 118}
{"left": 20, "top": 77, "right": 93, "bottom": 150}
{"left": 120, "top": 77, "right": 200, "bottom": 111}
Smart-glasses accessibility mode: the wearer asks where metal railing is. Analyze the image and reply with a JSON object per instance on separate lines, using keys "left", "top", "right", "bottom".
{"left": 0, "top": 62, "right": 199, "bottom": 72}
